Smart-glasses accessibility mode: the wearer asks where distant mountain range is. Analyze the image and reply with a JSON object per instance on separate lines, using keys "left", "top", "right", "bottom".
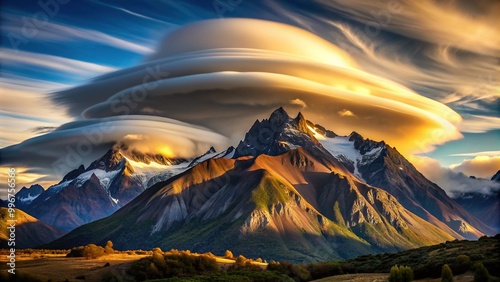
{"left": 453, "top": 170, "right": 500, "bottom": 231}
{"left": 44, "top": 108, "right": 495, "bottom": 262}
{"left": 10, "top": 137, "right": 236, "bottom": 232}
{"left": 12, "top": 145, "right": 192, "bottom": 232}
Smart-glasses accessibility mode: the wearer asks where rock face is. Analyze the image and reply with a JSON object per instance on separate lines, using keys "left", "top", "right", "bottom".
{"left": 48, "top": 108, "right": 491, "bottom": 262}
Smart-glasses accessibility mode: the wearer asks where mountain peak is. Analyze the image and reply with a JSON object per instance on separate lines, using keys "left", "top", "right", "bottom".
{"left": 268, "top": 106, "right": 289, "bottom": 124}
{"left": 15, "top": 184, "right": 44, "bottom": 210}
{"left": 349, "top": 131, "right": 363, "bottom": 141}
{"left": 233, "top": 107, "right": 320, "bottom": 157}
{"left": 88, "top": 145, "right": 126, "bottom": 171}
{"left": 294, "top": 112, "right": 309, "bottom": 132}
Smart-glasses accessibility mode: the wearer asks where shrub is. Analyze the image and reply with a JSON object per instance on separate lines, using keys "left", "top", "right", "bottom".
{"left": 225, "top": 250, "right": 234, "bottom": 259}
{"left": 453, "top": 255, "right": 471, "bottom": 274}
{"left": 389, "top": 265, "right": 413, "bottom": 282}
{"left": 147, "top": 263, "right": 161, "bottom": 278}
{"left": 235, "top": 255, "right": 247, "bottom": 266}
{"left": 67, "top": 244, "right": 105, "bottom": 259}
{"left": 389, "top": 265, "right": 403, "bottom": 282}
{"left": 83, "top": 244, "right": 105, "bottom": 259}
{"left": 105, "top": 240, "right": 114, "bottom": 254}
{"left": 401, "top": 266, "right": 414, "bottom": 282}
{"left": 151, "top": 251, "right": 166, "bottom": 270}
{"left": 474, "top": 262, "right": 490, "bottom": 282}
{"left": 128, "top": 250, "right": 219, "bottom": 280}
{"left": 152, "top": 247, "right": 163, "bottom": 254}
{"left": 441, "top": 264, "right": 453, "bottom": 282}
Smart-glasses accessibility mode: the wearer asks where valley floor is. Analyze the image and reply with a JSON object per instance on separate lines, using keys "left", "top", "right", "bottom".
{"left": 1, "top": 253, "right": 148, "bottom": 282}
{"left": 0, "top": 252, "right": 267, "bottom": 282}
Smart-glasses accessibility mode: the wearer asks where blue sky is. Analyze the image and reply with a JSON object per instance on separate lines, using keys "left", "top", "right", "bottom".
{"left": 1, "top": 0, "right": 499, "bottom": 190}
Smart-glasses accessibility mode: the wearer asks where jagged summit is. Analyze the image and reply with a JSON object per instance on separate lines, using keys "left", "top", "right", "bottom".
{"left": 88, "top": 145, "right": 126, "bottom": 171}
{"left": 233, "top": 107, "right": 319, "bottom": 158}
{"left": 268, "top": 106, "right": 289, "bottom": 124}
{"left": 347, "top": 131, "right": 386, "bottom": 155}
{"left": 15, "top": 184, "right": 44, "bottom": 210}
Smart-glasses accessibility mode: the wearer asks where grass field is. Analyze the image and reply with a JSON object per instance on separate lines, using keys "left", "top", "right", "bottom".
{"left": 0, "top": 250, "right": 267, "bottom": 281}
{"left": 0, "top": 253, "right": 148, "bottom": 281}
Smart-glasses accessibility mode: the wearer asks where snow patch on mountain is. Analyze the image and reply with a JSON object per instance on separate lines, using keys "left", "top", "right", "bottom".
{"left": 125, "top": 156, "right": 190, "bottom": 188}
{"left": 18, "top": 193, "right": 40, "bottom": 203}
{"left": 48, "top": 180, "right": 72, "bottom": 195}
{"left": 110, "top": 196, "right": 119, "bottom": 204}
{"left": 309, "top": 126, "right": 364, "bottom": 181}
{"left": 74, "top": 169, "right": 121, "bottom": 190}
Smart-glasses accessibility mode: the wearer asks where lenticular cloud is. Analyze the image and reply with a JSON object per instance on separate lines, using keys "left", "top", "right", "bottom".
{"left": 3, "top": 18, "right": 463, "bottom": 178}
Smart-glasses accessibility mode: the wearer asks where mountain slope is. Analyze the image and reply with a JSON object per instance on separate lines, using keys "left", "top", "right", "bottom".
{"left": 453, "top": 170, "right": 500, "bottom": 231}
{"left": 48, "top": 109, "right": 466, "bottom": 262}
{"left": 0, "top": 208, "right": 64, "bottom": 248}
{"left": 27, "top": 174, "right": 120, "bottom": 232}
{"left": 309, "top": 127, "right": 493, "bottom": 238}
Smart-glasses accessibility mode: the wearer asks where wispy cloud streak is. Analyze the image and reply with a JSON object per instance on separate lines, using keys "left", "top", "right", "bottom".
{"left": 1, "top": 48, "right": 117, "bottom": 76}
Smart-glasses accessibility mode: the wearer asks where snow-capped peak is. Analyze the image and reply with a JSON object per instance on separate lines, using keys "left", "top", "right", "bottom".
{"left": 308, "top": 125, "right": 383, "bottom": 182}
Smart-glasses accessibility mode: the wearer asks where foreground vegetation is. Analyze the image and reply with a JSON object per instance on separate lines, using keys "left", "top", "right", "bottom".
{"left": 333, "top": 235, "right": 499, "bottom": 280}
{"left": 103, "top": 235, "right": 499, "bottom": 281}
{"left": 0, "top": 235, "right": 498, "bottom": 281}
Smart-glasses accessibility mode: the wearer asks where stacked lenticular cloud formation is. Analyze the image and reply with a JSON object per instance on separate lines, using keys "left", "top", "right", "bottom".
{"left": 1, "top": 19, "right": 462, "bottom": 178}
